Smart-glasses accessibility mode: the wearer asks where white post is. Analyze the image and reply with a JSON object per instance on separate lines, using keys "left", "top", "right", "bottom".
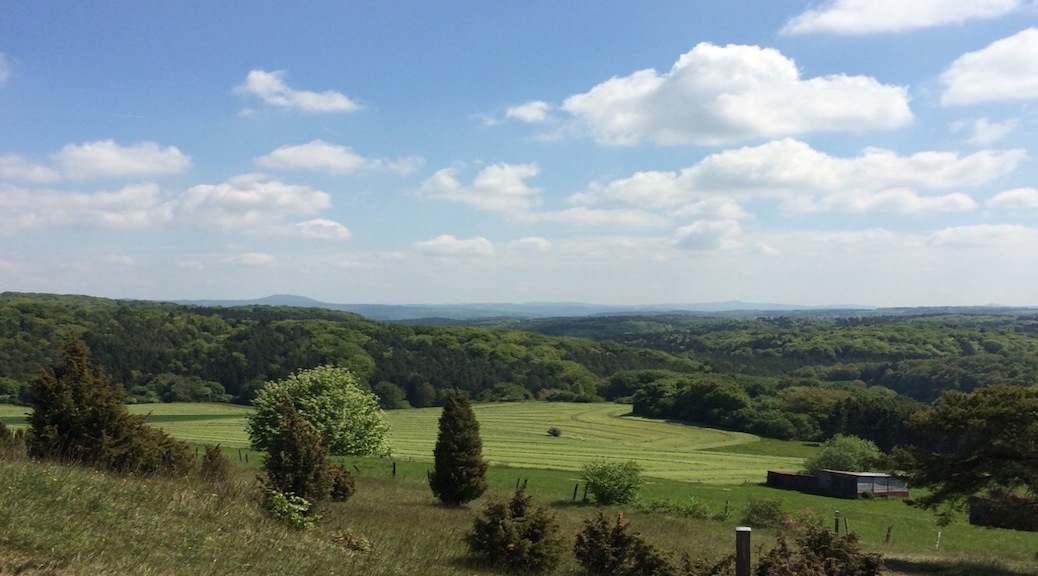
{"left": 736, "top": 526, "right": 751, "bottom": 576}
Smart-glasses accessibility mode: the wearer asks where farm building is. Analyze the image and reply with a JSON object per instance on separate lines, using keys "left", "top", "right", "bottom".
{"left": 767, "top": 469, "right": 908, "bottom": 499}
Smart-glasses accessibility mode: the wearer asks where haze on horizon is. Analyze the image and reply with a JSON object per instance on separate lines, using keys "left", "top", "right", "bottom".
{"left": 2, "top": 2, "right": 1038, "bottom": 308}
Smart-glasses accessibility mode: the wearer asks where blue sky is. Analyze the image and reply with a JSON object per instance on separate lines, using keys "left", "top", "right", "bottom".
{"left": 2, "top": 1, "right": 1038, "bottom": 307}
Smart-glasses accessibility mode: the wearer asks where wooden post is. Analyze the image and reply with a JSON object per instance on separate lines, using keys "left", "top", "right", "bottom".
{"left": 244, "top": 452, "right": 248, "bottom": 464}
{"left": 392, "top": 461, "right": 397, "bottom": 477}
{"left": 724, "top": 499, "right": 730, "bottom": 518}
{"left": 844, "top": 516, "right": 849, "bottom": 534}
{"left": 515, "top": 478, "right": 520, "bottom": 490}
{"left": 834, "top": 510, "right": 840, "bottom": 534}
{"left": 935, "top": 531, "right": 941, "bottom": 550}
{"left": 572, "top": 483, "right": 579, "bottom": 501}
{"left": 735, "top": 527, "right": 751, "bottom": 576}
{"left": 582, "top": 484, "right": 588, "bottom": 502}
{"left": 885, "top": 525, "right": 893, "bottom": 544}
{"left": 238, "top": 449, "right": 242, "bottom": 462}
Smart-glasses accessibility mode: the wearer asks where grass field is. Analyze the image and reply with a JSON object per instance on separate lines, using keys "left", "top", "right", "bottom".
{"left": 3, "top": 402, "right": 803, "bottom": 483}
{"left": 5, "top": 401, "right": 1038, "bottom": 574}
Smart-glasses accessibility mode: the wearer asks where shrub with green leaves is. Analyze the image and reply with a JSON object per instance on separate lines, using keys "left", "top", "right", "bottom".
{"left": 264, "top": 489, "right": 317, "bottom": 531}
{"left": 801, "top": 434, "right": 881, "bottom": 475}
{"left": 639, "top": 496, "right": 711, "bottom": 519}
{"left": 329, "top": 465, "right": 356, "bottom": 502}
{"left": 248, "top": 365, "right": 391, "bottom": 457}
{"left": 755, "top": 523, "right": 882, "bottom": 576}
{"left": 260, "top": 396, "right": 332, "bottom": 502}
{"left": 200, "top": 444, "right": 233, "bottom": 484}
{"left": 27, "top": 339, "right": 193, "bottom": 476}
{"left": 581, "top": 460, "right": 644, "bottom": 505}
{"left": 466, "top": 487, "right": 566, "bottom": 574}
{"left": 739, "top": 498, "right": 788, "bottom": 528}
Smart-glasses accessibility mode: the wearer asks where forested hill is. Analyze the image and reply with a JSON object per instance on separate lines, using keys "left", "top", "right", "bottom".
{"left": 495, "top": 313, "right": 1038, "bottom": 402}
{"left": 0, "top": 292, "right": 700, "bottom": 407}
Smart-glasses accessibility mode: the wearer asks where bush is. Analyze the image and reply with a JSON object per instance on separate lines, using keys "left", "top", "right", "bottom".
{"left": 466, "top": 487, "right": 566, "bottom": 574}
{"left": 581, "top": 460, "right": 644, "bottom": 505}
{"left": 27, "top": 339, "right": 193, "bottom": 476}
{"left": 329, "top": 465, "right": 357, "bottom": 502}
{"left": 740, "top": 498, "right": 788, "bottom": 529}
{"left": 264, "top": 489, "right": 317, "bottom": 531}
{"left": 574, "top": 512, "right": 733, "bottom": 576}
{"left": 248, "top": 365, "right": 391, "bottom": 457}
{"left": 547, "top": 427, "right": 562, "bottom": 437}
{"left": 801, "top": 434, "right": 881, "bottom": 475}
{"left": 332, "top": 529, "right": 372, "bottom": 553}
{"left": 200, "top": 444, "right": 233, "bottom": 484}
{"left": 260, "top": 396, "right": 332, "bottom": 502}
{"left": 755, "top": 523, "right": 882, "bottom": 576}
{"left": 639, "top": 496, "right": 711, "bottom": 519}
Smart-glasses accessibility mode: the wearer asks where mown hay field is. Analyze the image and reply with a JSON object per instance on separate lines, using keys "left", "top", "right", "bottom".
{"left": 4, "top": 402, "right": 803, "bottom": 483}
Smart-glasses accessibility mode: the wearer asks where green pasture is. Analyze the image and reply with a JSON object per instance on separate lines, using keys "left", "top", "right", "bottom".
{"left": 2, "top": 401, "right": 803, "bottom": 483}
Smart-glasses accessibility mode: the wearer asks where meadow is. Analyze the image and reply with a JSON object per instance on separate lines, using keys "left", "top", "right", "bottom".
{"left": 4, "top": 401, "right": 1038, "bottom": 574}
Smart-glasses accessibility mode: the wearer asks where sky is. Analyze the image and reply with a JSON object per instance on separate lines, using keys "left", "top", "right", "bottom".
{"left": 2, "top": 1, "right": 1038, "bottom": 307}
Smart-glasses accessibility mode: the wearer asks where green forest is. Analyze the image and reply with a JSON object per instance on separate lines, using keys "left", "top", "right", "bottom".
{"left": 3, "top": 292, "right": 1037, "bottom": 450}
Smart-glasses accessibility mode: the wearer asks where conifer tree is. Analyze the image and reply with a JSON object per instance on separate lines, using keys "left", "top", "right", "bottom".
{"left": 429, "top": 390, "right": 487, "bottom": 506}
{"left": 261, "top": 395, "right": 332, "bottom": 502}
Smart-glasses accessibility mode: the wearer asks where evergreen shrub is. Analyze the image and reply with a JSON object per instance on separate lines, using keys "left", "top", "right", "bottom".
{"left": 466, "top": 487, "right": 565, "bottom": 574}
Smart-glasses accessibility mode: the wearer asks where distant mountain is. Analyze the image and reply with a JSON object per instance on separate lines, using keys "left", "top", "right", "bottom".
{"left": 170, "top": 295, "right": 880, "bottom": 321}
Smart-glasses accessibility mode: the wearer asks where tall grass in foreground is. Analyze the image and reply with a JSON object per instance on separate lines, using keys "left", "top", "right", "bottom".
{"left": 4, "top": 457, "right": 1038, "bottom": 575}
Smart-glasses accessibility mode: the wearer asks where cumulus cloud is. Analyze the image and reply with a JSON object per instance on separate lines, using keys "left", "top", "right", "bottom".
{"left": 534, "top": 207, "right": 671, "bottom": 229}
{"left": 413, "top": 235, "right": 494, "bottom": 256}
{"left": 417, "top": 163, "right": 542, "bottom": 212}
{"left": 255, "top": 140, "right": 421, "bottom": 175}
{"left": 0, "top": 182, "right": 172, "bottom": 232}
{"left": 506, "top": 101, "right": 551, "bottom": 122}
{"left": 959, "top": 117, "right": 1019, "bottom": 145}
{"left": 294, "top": 218, "right": 352, "bottom": 240}
{"left": 0, "top": 155, "right": 61, "bottom": 182}
{"left": 941, "top": 28, "right": 1038, "bottom": 105}
{"left": 508, "top": 237, "right": 552, "bottom": 252}
{"left": 672, "top": 220, "right": 742, "bottom": 250}
{"left": 988, "top": 187, "right": 1038, "bottom": 209}
{"left": 176, "top": 174, "right": 331, "bottom": 231}
{"left": 561, "top": 42, "right": 911, "bottom": 145}
{"left": 235, "top": 69, "right": 361, "bottom": 113}
{"left": 54, "top": 140, "right": 191, "bottom": 180}
{"left": 574, "top": 139, "right": 1022, "bottom": 214}
{"left": 783, "top": 0, "right": 1022, "bottom": 34}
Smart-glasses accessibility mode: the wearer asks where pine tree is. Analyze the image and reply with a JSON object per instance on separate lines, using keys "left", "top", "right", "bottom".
{"left": 429, "top": 390, "right": 487, "bottom": 506}
{"left": 261, "top": 395, "right": 332, "bottom": 502}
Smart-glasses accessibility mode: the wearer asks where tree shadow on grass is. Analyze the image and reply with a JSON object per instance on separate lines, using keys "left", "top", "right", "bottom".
{"left": 883, "top": 558, "right": 1036, "bottom": 576}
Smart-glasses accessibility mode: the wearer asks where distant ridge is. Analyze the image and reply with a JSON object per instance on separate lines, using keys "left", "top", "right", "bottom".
{"left": 170, "top": 295, "right": 883, "bottom": 321}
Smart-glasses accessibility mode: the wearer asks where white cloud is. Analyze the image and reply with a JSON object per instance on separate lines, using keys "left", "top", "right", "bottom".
{"left": 235, "top": 69, "right": 361, "bottom": 113}
{"left": 783, "top": 0, "right": 1022, "bottom": 34}
{"left": 801, "top": 188, "right": 977, "bottom": 213}
{"left": 417, "top": 163, "right": 542, "bottom": 212}
{"left": 0, "top": 182, "right": 172, "bottom": 232}
{"left": 988, "top": 187, "right": 1038, "bottom": 209}
{"left": 929, "top": 224, "right": 1038, "bottom": 247}
{"left": 0, "top": 53, "right": 9, "bottom": 84}
{"left": 54, "top": 140, "right": 191, "bottom": 179}
{"left": 103, "top": 255, "right": 136, "bottom": 266}
{"left": 0, "top": 155, "right": 60, "bottom": 182}
{"left": 506, "top": 101, "right": 551, "bottom": 122}
{"left": 413, "top": 235, "right": 494, "bottom": 256}
{"left": 941, "top": 28, "right": 1038, "bottom": 105}
{"left": 176, "top": 174, "right": 331, "bottom": 231}
{"left": 561, "top": 42, "right": 911, "bottom": 145}
{"left": 962, "top": 117, "right": 1019, "bottom": 145}
{"left": 508, "top": 237, "right": 552, "bottom": 252}
{"left": 294, "top": 218, "right": 352, "bottom": 240}
{"left": 227, "top": 252, "right": 277, "bottom": 266}
{"left": 575, "top": 139, "right": 1022, "bottom": 214}
{"left": 672, "top": 220, "right": 742, "bottom": 250}
{"left": 255, "top": 140, "right": 421, "bottom": 175}
{"left": 534, "top": 207, "right": 671, "bottom": 229}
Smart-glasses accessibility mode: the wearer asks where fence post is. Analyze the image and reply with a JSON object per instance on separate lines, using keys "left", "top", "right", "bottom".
{"left": 834, "top": 510, "right": 840, "bottom": 534}
{"left": 572, "top": 483, "right": 579, "bottom": 501}
{"left": 735, "top": 527, "right": 751, "bottom": 576}
{"left": 885, "top": 525, "right": 893, "bottom": 544}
